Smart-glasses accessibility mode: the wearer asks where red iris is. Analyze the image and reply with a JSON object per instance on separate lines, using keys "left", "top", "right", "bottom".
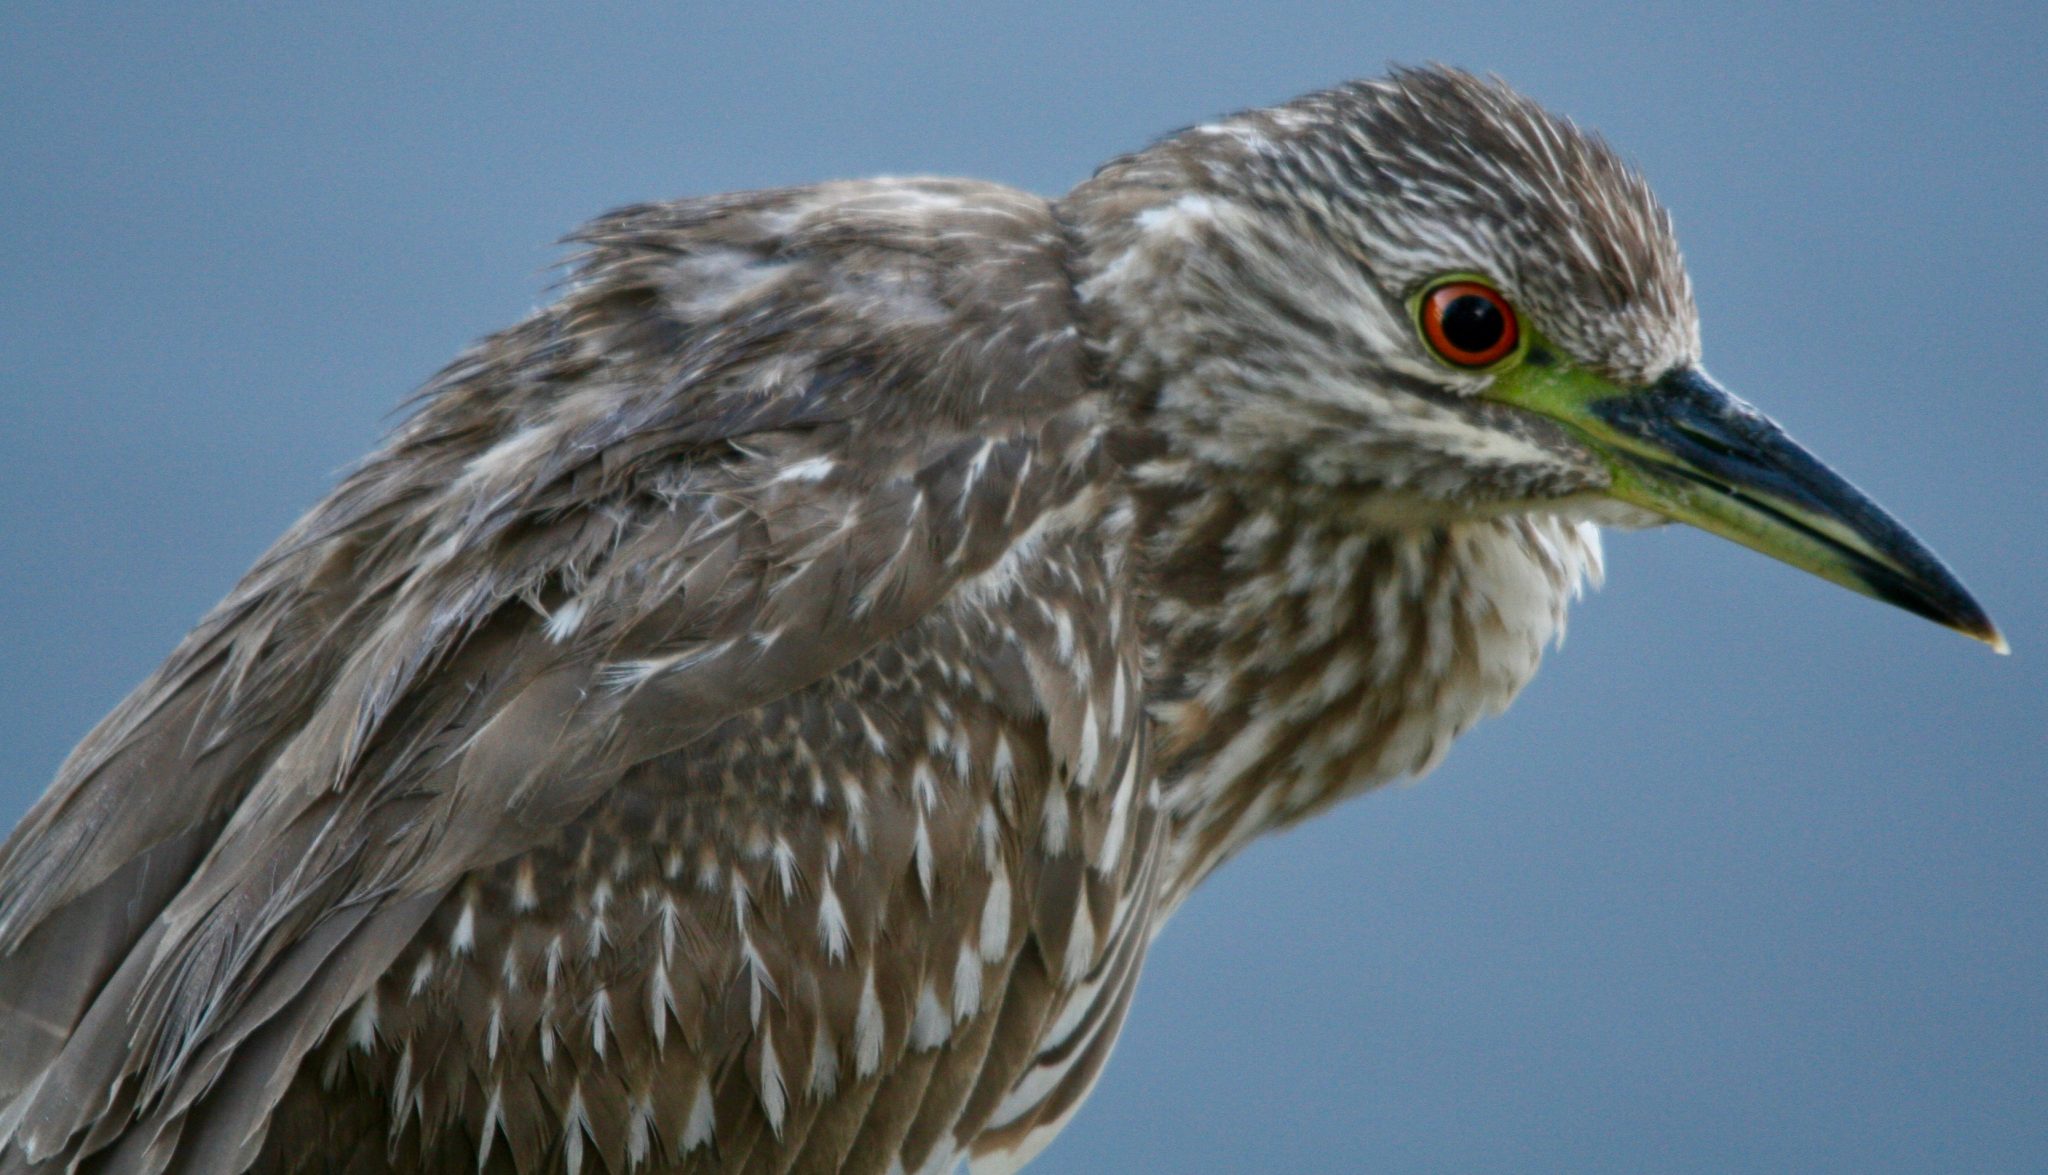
{"left": 1420, "top": 281, "right": 1518, "bottom": 367}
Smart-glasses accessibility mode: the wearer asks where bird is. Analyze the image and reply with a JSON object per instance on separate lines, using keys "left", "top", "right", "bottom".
{"left": 0, "top": 65, "right": 2002, "bottom": 1175}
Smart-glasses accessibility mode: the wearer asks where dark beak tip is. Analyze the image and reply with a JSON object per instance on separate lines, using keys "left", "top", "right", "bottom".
{"left": 1862, "top": 561, "right": 2007, "bottom": 655}
{"left": 1893, "top": 574, "right": 2006, "bottom": 655}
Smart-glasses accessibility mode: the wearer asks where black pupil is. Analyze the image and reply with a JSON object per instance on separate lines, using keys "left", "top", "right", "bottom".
{"left": 1440, "top": 293, "right": 1505, "bottom": 356}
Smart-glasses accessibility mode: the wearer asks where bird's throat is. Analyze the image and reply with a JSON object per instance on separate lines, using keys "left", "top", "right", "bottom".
{"left": 1132, "top": 478, "right": 1601, "bottom": 898}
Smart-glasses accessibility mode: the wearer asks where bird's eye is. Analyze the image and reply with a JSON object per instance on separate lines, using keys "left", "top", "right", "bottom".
{"left": 1417, "top": 279, "right": 1520, "bottom": 368}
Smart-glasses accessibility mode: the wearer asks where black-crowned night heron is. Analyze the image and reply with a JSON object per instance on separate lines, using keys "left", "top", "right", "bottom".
{"left": 0, "top": 67, "right": 2000, "bottom": 1174}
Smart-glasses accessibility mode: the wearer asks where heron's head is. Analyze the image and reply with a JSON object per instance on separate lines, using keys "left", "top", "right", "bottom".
{"left": 1069, "top": 66, "right": 2001, "bottom": 649}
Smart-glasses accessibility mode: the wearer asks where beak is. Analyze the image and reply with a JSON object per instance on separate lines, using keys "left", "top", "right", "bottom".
{"left": 1493, "top": 362, "right": 2005, "bottom": 652}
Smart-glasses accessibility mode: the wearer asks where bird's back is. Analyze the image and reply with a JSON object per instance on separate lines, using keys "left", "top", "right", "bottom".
{"left": 0, "top": 179, "right": 1160, "bottom": 1174}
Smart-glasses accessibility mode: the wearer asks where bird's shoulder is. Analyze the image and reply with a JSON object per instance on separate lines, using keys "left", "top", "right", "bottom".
{"left": 566, "top": 176, "right": 1088, "bottom": 426}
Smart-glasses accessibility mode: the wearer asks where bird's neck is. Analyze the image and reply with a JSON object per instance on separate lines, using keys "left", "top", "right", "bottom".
{"left": 1060, "top": 176, "right": 1604, "bottom": 894}
{"left": 1124, "top": 464, "right": 1601, "bottom": 898}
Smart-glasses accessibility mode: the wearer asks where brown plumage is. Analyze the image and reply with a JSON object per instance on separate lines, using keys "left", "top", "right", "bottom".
{"left": 0, "top": 67, "right": 1992, "bottom": 1174}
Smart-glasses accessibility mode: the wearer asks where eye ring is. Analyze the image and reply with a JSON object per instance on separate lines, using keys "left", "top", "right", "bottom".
{"left": 1417, "top": 279, "right": 1521, "bottom": 368}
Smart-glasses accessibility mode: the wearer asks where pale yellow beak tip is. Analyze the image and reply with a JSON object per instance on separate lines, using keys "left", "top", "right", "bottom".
{"left": 1970, "top": 625, "right": 2012, "bottom": 656}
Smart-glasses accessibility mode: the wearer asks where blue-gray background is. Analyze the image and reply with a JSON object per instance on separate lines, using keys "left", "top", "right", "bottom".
{"left": 3, "top": 4, "right": 2042, "bottom": 1171}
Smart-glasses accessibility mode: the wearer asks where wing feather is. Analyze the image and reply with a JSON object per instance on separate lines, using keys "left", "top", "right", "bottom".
{"left": 0, "top": 178, "right": 1100, "bottom": 1171}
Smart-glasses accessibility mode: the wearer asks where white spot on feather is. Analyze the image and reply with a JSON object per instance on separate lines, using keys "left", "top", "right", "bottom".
{"left": 657, "top": 895, "right": 681, "bottom": 961}
{"left": 544, "top": 934, "right": 565, "bottom": 990}
{"left": 817, "top": 879, "right": 851, "bottom": 963}
{"left": 913, "top": 814, "right": 936, "bottom": 901}
{"left": 911, "top": 983, "right": 951, "bottom": 1050}
{"left": 771, "top": 836, "right": 800, "bottom": 898}
{"left": 544, "top": 597, "right": 588, "bottom": 643}
{"left": 449, "top": 901, "right": 476, "bottom": 957}
{"left": 991, "top": 730, "right": 1017, "bottom": 788}
{"left": 758, "top": 1024, "right": 788, "bottom": 1134}
{"left": 512, "top": 860, "right": 538, "bottom": 912}
{"left": 855, "top": 967, "right": 885, "bottom": 1076}
{"left": 953, "top": 941, "right": 984, "bottom": 1022}
{"left": 1094, "top": 749, "right": 1141, "bottom": 877}
{"left": 485, "top": 998, "right": 504, "bottom": 1063}
{"left": 478, "top": 1084, "right": 506, "bottom": 1169}
{"left": 841, "top": 776, "right": 871, "bottom": 848}
{"left": 1063, "top": 899, "right": 1097, "bottom": 984}
{"left": 627, "top": 1093, "right": 656, "bottom": 1169}
{"left": 649, "top": 959, "right": 678, "bottom": 1052}
{"left": 407, "top": 953, "right": 436, "bottom": 999}
{"left": 590, "top": 989, "right": 612, "bottom": 1060}
{"left": 564, "top": 1085, "right": 592, "bottom": 1175}
{"left": 774, "top": 455, "right": 837, "bottom": 483}
{"left": 682, "top": 1078, "right": 716, "bottom": 1152}
{"left": 1039, "top": 792, "right": 1071, "bottom": 855}
{"left": 976, "top": 801, "right": 1001, "bottom": 868}
{"left": 979, "top": 866, "right": 1013, "bottom": 962}
{"left": 1073, "top": 699, "right": 1100, "bottom": 786}
{"left": 859, "top": 714, "right": 890, "bottom": 756}
{"left": 347, "top": 990, "right": 379, "bottom": 1052}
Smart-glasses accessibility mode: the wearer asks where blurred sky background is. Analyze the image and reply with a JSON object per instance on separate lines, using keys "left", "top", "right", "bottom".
{"left": 2, "top": 3, "right": 2043, "bottom": 1171}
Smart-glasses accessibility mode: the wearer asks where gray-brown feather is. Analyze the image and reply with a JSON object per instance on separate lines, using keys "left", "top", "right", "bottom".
{"left": 0, "top": 66, "right": 1690, "bottom": 1174}
{"left": 0, "top": 178, "right": 1151, "bottom": 1173}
